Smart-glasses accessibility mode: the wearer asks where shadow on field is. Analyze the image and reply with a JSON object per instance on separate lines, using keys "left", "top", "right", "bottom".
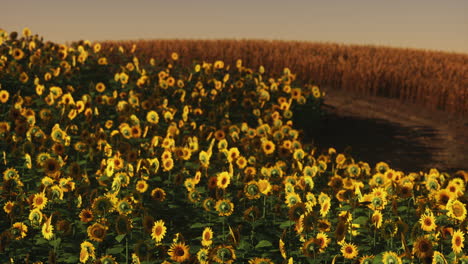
{"left": 297, "top": 107, "right": 442, "bottom": 173}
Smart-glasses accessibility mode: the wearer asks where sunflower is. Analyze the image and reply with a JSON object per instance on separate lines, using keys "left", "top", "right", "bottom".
{"left": 11, "top": 222, "right": 28, "bottom": 240}
{"left": 201, "top": 227, "right": 213, "bottom": 247}
{"left": 32, "top": 192, "right": 48, "bottom": 210}
{"left": 116, "top": 199, "right": 133, "bottom": 215}
{"left": 359, "top": 255, "right": 374, "bottom": 264}
{"left": 42, "top": 215, "right": 54, "bottom": 240}
{"left": 197, "top": 248, "right": 210, "bottom": 264}
{"left": 151, "top": 220, "right": 166, "bottom": 243}
{"left": 168, "top": 242, "right": 190, "bottom": 262}
{"left": 151, "top": 188, "right": 166, "bottom": 202}
{"left": 446, "top": 199, "right": 467, "bottom": 221}
{"left": 136, "top": 180, "right": 148, "bottom": 193}
{"left": 432, "top": 251, "right": 447, "bottom": 264}
{"left": 146, "top": 110, "right": 159, "bottom": 124}
{"left": 261, "top": 139, "right": 275, "bottom": 155}
{"left": 249, "top": 258, "right": 273, "bottom": 264}
{"left": 217, "top": 171, "right": 231, "bottom": 189}
{"left": 452, "top": 229, "right": 465, "bottom": 254}
{"left": 162, "top": 158, "right": 174, "bottom": 171}
{"left": 79, "top": 209, "right": 94, "bottom": 223}
{"left": 341, "top": 242, "right": 358, "bottom": 259}
{"left": 244, "top": 181, "right": 261, "bottom": 200}
{"left": 28, "top": 208, "right": 43, "bottom": 226}
{"left": 95, "top": 82, "right": 106, "bottom": 93}
{"left": 80, "top": 241, "right": 96, "bottom": 263}
{"left": 319, "top": 198, "right": 331, "bottom": 217}
{"left": 12, "top": 48, "right": 25, "bottom": 60}
{"left": 3, "top": 201, "right": 14, "bottom": 214}
{"left": 382, "top": 251, "right": 402, "bottom": 264}
{"left": 100, "top": 255, "right": 117, "bottom": 264}
{"left": 115, "top": 215, "right": 132, "bottom": 235}
{"left": 285, "top": 192, "right": 302, "bottom": 208}
{"left": 87, "top": 222, "right": 108, "bottom": 242}
{"left": 0, "top": 90, "right": 9, "bottom": 103}
{"left": 419, "top": 211, "right": 437, "bottom": 232}
{"left": 413, "top": 236, "right": 433, "bottom": 259}
{"left": 43, "top": 157, "right": 61, "bottom": 176}
{"left": 215, "top": 199, "right": 234, "bottom": 216}
{"left": 212, "top": 245, "right": 236, "bottom": 264}
{"left": 371, "top": 210, "right": 383, "bottom": 229}
{"left": 258, "top": 179, "right": 272, "bottom": 195}
{"left": 315, "top": 232, "right": 330, "bottom": 252}
{"left": 92, "top": 196, "right": 113, "bottom": 215}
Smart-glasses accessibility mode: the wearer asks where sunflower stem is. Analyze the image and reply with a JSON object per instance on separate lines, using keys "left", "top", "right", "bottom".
{"left": 125, "top": 236, "right": 128, "bottom": 264}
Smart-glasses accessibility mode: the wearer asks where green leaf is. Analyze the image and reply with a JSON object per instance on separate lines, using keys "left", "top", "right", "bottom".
{"left": 107, "top": 246, "right": 124, "bottom": 255}
{"left": 255, "top": 240, "right": 272, "bottom": 249}
{"left": 353, "top": 216, "right": 368, "bottom": 225}
{"left": 35, "top": 238, "right": 48, "bottom": 245}
{"left": 115, "top": 234, "right": 126, "bottom": 242}
{"left": 50, "top": 237, "right": 61, "bottom": 248}
{"left": 190, "top": 223, "right": 205, "bottom": 229}
{"left": 279, "top": 220, "right": 295, "bottom": 229}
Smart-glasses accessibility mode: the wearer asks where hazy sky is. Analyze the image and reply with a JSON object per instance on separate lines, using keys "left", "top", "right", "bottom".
{"left": 3, "top": 0, "right": 468, "bottom": 53}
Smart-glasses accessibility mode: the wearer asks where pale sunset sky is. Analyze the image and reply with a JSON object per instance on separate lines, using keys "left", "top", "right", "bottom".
{"left": 2, "top": 0, "right": 468, "bottom": 53}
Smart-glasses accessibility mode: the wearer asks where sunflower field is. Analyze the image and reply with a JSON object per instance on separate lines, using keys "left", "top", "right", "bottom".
{"left": 0, "top": 28, "right": 467, "bottom": 264}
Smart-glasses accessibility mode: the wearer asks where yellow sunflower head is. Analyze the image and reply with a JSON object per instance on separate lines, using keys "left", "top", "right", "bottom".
{"left": 340, "top": 242, "right": 358, "bottom": 259}
{"left": 168, "top": 242, "right": 190, "bottom": 262}
{"left": 151, "top": 220, "right": 167, "bottom": 243}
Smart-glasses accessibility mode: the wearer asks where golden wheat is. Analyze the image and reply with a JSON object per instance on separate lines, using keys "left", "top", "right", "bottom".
{"left": 99, "top": 39, "right": 468, "bottom": 116}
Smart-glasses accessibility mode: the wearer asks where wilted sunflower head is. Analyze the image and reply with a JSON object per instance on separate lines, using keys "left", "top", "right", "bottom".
{"left": 413, "top": 236, "right": 433, "bottom": 259}
{"left": 92, "top": 196, "right": 113, "bottom": 216}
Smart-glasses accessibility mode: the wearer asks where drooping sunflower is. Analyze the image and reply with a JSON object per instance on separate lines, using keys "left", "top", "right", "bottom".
{"left": 28, "top": 208, "right": 43, "bottom": 226}
{"left": 87, "top": 222, "right": 108, "bottom": 242}
{"left": 446, "top": 199, "right": 467, "bottom": 221}
{"left": 115, "top": 215, "right": 132, "bottom": 235}
{"left": 43, "top": 157, "right": 61, "bottom": 177}
{"left": 419, "top": 211, "right": 437, "bottom": 232}
{"left": 359, "top": 255, "right": 374, "bottom": 264}
{"left": 452, "top": 229, "right": 465, "bottom": 254}
{"left": 212, "top": 245, "right": 236, "bottom": 264}
{"left": 11, "top": 222, "right": 28, "bottom": 240}
{"left": 151, "top": 220, "right": 167, "bottom": 243}
{"left": 32, "top": 192, "right": 48, "bottom": 210}
{"left": 42, "top": 215, "right": 54, "bottom": 240}
{"left": 432, "top": 251, "right": 447, "bottom": 264}
{"left": 244, "top": 181, "right": 261, "bottom": 200}
{"left": 197, "top": 248, "right": 210, "bottom": 264}
{"left": 168, "top": 241, "right": 190, "bottom": 262}
{"left": 371, "top": 210, "right": 383, "bottom": 229}
{"left": 249, "top": 258, "right": 274, "bottom": 264}
{"left": 382, "top": 251, "right": 402, "bottom": 264}
{"left": 201, "top": 227, "right": 213, "bottom": 247}
{"left": 99, "top": 255, "right": 117, "bottom": 264}
{"left": 92, "top": 196, "right": 113, "bottom": 216}
{"left": 285, "top": 192, "right": 302, "bottom": 208}
{"left": 340, "top": 242, "right": 358, "bottom": 259}
{"left": 80, "top": 241, "right": 96, "bottom": 263}
{"left": 412, "top": 236, "right": 433, "bottom": 259}
{"left": 215, "top": 199, "right": 234, "bottom": 216}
